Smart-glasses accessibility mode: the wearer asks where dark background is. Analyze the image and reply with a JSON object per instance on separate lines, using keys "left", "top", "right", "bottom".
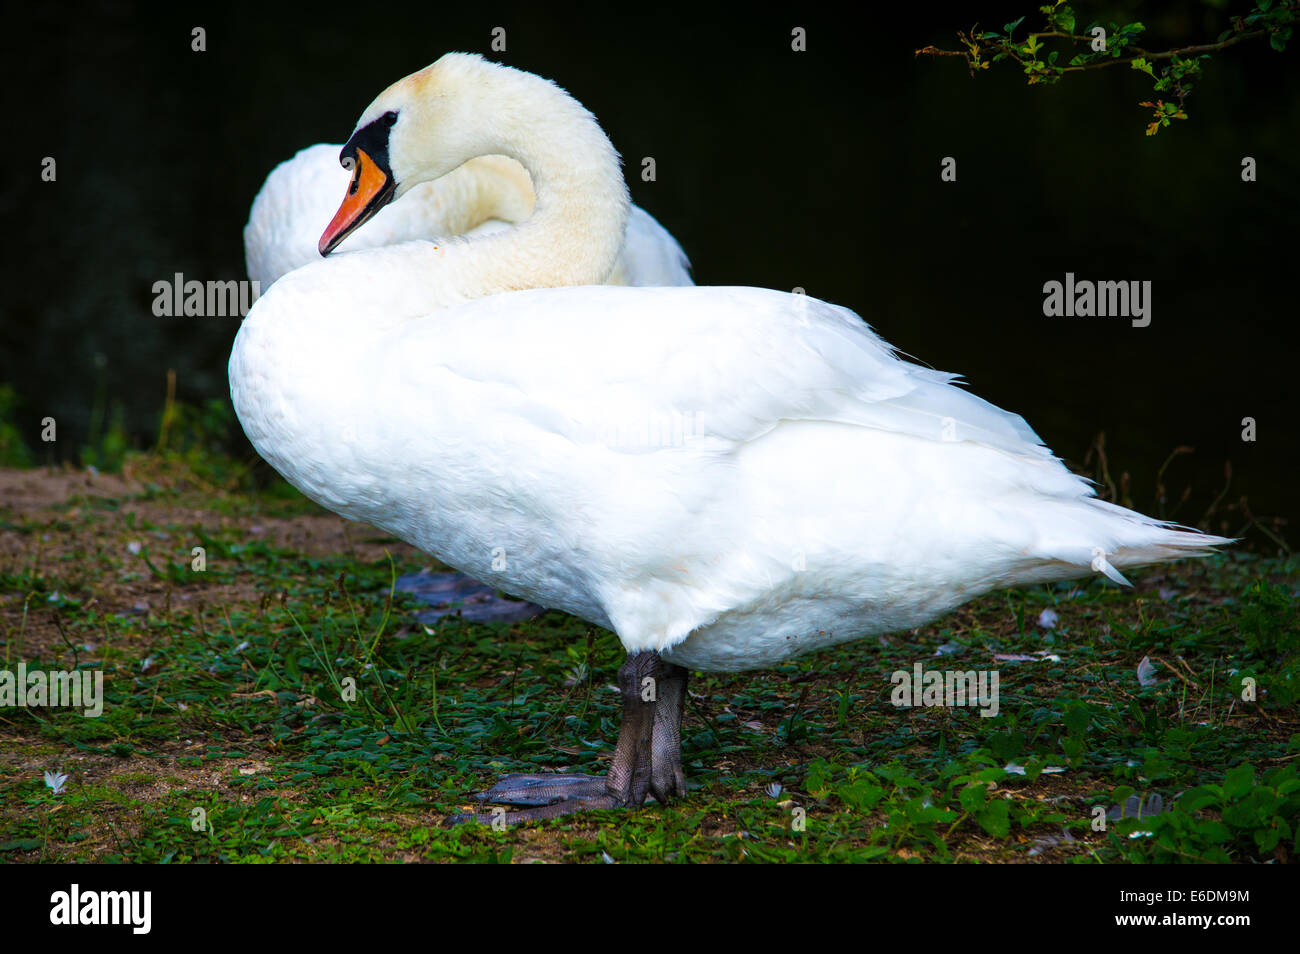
{"left": 1, "top": 1, "right": 1296, "bottom": 542}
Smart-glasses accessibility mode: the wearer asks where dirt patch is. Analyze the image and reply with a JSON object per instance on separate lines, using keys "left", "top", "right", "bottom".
{"left": 0, "top": 466, "right": 426, "bottom": 660}
{"left": 0, "top": 467, "right": 144, "bottom": 511}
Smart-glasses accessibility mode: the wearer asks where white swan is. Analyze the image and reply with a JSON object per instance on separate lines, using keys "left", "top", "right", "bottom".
{"left": 245, "top": 144, "right": 691, "bottom": 289}
{"left": 229, "top": 54, "right": 1229, "bottom": 822}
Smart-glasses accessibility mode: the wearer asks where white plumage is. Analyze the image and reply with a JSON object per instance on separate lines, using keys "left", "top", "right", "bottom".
{"left": 231, "top": 53, "right": 1228, "bottom": 678}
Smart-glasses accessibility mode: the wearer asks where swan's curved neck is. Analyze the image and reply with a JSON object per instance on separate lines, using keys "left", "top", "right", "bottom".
{"left": 453, "top": 156, "right": 536, "bottom": 234}
{"left": 246, "top": 64, "right": 633, "bottom": 346}
{"left": 411, "top": 79, "right": 630, "bottom": 302}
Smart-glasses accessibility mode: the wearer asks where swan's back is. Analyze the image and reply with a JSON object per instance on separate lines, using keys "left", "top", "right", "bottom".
{"left": 608, "top": 207, "right": 693, "bottom": 286}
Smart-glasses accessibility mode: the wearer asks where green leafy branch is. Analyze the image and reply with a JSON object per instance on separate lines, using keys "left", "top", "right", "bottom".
{"left": 916, "top": 0, "right": 1297, "bottom": 134}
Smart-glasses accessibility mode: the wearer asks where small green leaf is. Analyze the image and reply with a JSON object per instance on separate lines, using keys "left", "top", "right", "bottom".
{"left": 1223, "top": 764, "right": 1256, "bottom": 799}
{"left": 1179, "top": 785, "right": 1221, "bottom": 811}
{"left": 0, "top": 838, "right": 41, "bottom": 852}
{"left": 1255, "top": 826, "right": 1282, "bottom": 851}
{"left": 977, "top": 798, "right": 1011, "bottom": 837}
{"left": 959, "top": 782, "right": 988, "bottom": 813}
{"left": 1201, "top": 820, "right": 1233, "bottom": 843}
{"left": 1064, "top": 703, "right": 1090, "bottom": 734}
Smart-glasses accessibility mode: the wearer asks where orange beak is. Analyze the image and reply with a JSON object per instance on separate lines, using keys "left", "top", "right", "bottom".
{"left": 318, "top": 148, "right": 396, "bottom": 256}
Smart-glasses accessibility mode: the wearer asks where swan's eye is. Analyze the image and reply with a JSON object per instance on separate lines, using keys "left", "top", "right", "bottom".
{"left": 341, "top": 155, "right": 356, "bottom": 172}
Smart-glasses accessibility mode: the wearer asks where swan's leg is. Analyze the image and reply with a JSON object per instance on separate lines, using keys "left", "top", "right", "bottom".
{"left": 469, "top": 652, "right": 657, "bottom": 807}
{"left": 649, "top": 660, "right": 689, "bottom": 803}
{"left": 448, "top": 652, "right": 687, "bottom": 825}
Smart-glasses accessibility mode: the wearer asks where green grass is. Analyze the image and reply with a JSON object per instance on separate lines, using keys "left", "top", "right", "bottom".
{"left": 0, "top": 455, "right": 1296, "bottom": 863}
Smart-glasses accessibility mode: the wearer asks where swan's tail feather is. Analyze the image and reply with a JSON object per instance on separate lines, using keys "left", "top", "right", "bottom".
{"left": 1108, "top": 529, "right": 1235, "bottom": 572}
{"left": 1030, "top": 497, "right": 1233, "bottom": 588}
